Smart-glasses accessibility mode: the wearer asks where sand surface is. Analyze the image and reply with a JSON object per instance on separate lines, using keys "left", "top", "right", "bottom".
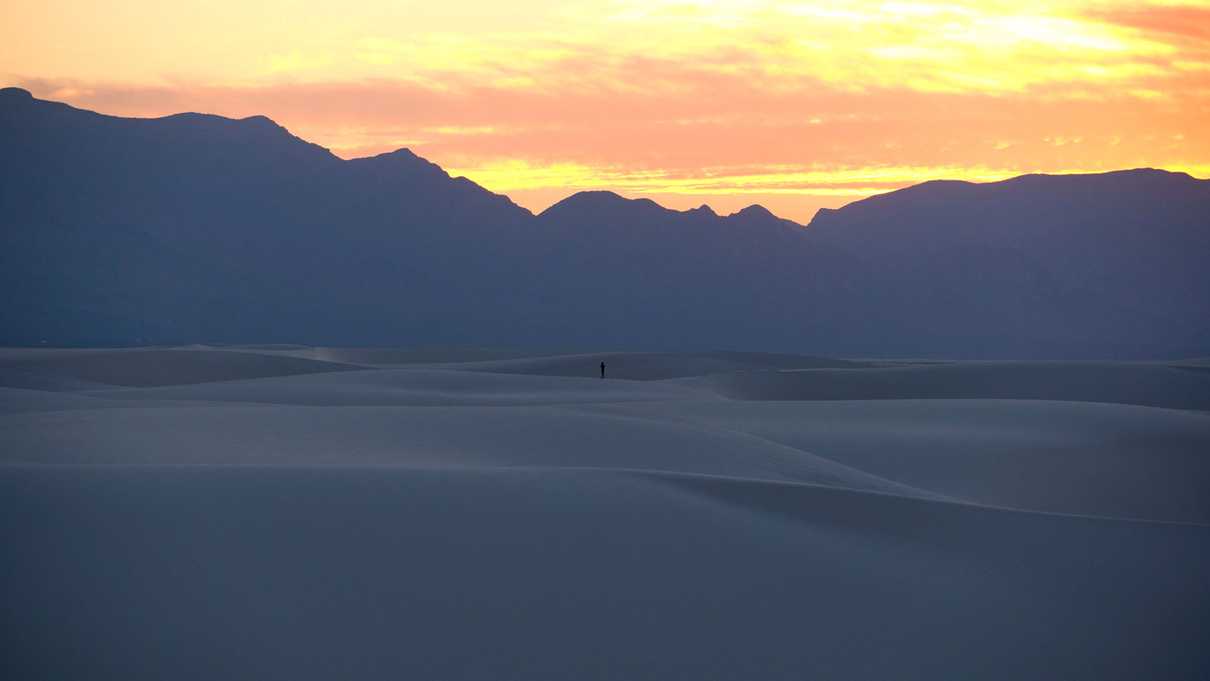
{"left": 3, "top": 347, "right": 1208, "bottom": 680}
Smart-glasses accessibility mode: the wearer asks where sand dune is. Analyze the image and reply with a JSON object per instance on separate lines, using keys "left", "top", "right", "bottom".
{"left": 215, "top": 345, "right": 552, "bottom": 366}
{"left": 0, "top": 403, "right": 941, "bottom": 499}
{"left": 453, "top": 351, "right": 873, "bottom": 380}
{"left": 594, "top": 399, "right": 1210, "bottom": 523}
{"left": 0, "top": 348, "right": 357, "bottom": 388}
{"left": 2, "top": 347, "right": 1208, "bottom": 680}
{"left": 82, "top": 367, "right": 712, "bottom": 406}
{"left": 4, "top": 464, "right": 1207, "bottom": 681}
{"left": 693, "top": 360, "right": 1210, "bottom": 410}
{"left": 0, "top": 386, "right": 157, "bottom": 414}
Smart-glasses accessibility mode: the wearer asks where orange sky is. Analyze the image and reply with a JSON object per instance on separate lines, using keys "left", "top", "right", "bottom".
{"left": 3, "top": 0, "right": 1209, "bottom": 222}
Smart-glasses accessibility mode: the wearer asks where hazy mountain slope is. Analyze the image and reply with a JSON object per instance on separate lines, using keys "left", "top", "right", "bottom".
{"left": 804, "top": 170, "right": 1210, "bottom": 357}
{"left": 3, "top": 87, "right": 1207, "bottom": 357}
{"left": 520, "top": 191, "right": 819, "bottom": 348}
{"left": 0, "top": 87, "right": 534, "bottom": 345}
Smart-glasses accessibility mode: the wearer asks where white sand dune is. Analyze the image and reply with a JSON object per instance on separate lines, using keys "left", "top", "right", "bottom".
{"left": 2, "top": 347, "right": 1208, "bottom": 680}
{"left": 0, "top": 403, "right": 940, "bottom": 499}
{"left": 218, "top": 345, "right": 553, "bottom": 366}
{"left": 593, "top": 399, "right": 1210, "bottom": 524}
{"left": 81, "top": 367, "right": 714, "bottom": 406}
{"left": 0, "top": 386, "right": 151, "bottom": 414}
{"left": 0, "top": 347, "right": 358, "bottom": 388}
{"left": 451, "top": 351, "right": 872, "bottom": 380}
{"left": 691, "top": 360, "right": 1210, "bottom": 410}
{"left": 4, "top": 464, "right": 1207, "bottom": 681}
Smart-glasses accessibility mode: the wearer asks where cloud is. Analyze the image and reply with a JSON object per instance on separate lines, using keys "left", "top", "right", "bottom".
{"left": 6, "top": 0, "right": 1208, "bottom": 221}
{"left": 1087, "top": 4, "right": 1210, "bottom": 42}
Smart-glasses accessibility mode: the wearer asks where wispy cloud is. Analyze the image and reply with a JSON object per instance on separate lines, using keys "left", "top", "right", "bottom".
{"left": 5, "top": 0, "right": 1208, "bottom": 220}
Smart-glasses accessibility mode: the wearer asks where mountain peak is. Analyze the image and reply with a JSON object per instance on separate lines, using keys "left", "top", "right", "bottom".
{"left": 540, "top": 190, "right": 666, "bottom": 218}
{"left": 729, "top": 204, "right": 805, "bottom": 228}
{"left": 732, "top": 204, "right": 775, "bottom": 219}
{"left": 0, "top": 86, "right": 33, "bottom": 100}
{"left": 237, "top": 114, "right": 281, "bottom": 129}
{"left": 357, "top": 148, "right": 441, "bottom": 167}
{"left": 352, "top": 147, "right": 448, "bottom": 176}
{"left": 561, "top": 190, "right": 627, "bottom": 204}
{"left": 379, "top": 147, "right": 422, "bottom": 160}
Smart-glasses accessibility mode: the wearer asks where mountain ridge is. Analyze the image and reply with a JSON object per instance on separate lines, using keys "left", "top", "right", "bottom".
{"left": 2, "top": 89, "right": 1207, "bottom": 358}
{"left": 1, "top": 88, "right": 801, "bottom": 222}
{"left": 10, "top": 87, "right": 1201, "bottom": 224}
{"left": 808, "top": 168, "right": 1206, "bottom": 227}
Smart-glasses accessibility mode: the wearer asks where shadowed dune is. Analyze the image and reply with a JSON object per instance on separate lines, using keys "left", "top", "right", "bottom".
{"left": 0, "top": 386, "right": 166, "bottom": 414}
{"left": 0, "top": 348, "right": 357, "bottom": 388}
{"left": 3, "top": 465, "right": 1207, "bottom": 681}
{"left": 690, "top": 361, "right": 1210, "bottom": 410}
{"left": 453, "top": 351, "right": 873, "bottom": 380}
{"left": 79, "top": 367, "right": 713, "bottom": 406}
{"left": 223, "top": 345, "right": 552, "bottom": 365}
{"left": 595, "top": 399, "right": 1210, "bottom": 523}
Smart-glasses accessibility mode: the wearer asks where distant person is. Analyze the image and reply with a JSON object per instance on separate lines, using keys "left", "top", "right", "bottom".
{"left": 600, "top": 361, "right": 606, "bottom": 379}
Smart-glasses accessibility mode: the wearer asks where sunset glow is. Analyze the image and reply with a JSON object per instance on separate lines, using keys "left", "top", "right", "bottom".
{"left": 4, "top": 0, "right": 1208, "bottom": 220}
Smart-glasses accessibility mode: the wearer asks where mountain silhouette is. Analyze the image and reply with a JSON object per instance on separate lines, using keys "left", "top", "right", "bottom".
{"left": 806, "top": 170, "right": 1210, "bottom": 356}
{"left": 2, "top": 87, "right": 1207, "bottom": 357}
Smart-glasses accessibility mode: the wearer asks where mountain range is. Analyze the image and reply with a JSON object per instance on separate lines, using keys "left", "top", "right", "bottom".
{"left": 2, "top": 86, "right": 1207, "bottom": 357}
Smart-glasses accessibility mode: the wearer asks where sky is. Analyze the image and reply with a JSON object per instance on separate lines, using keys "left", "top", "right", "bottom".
{"left": 3, "top": 0, "right": 1209, "bottom": 222}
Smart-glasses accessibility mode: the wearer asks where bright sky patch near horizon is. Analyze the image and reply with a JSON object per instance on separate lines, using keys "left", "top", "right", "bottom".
{"left": 3, "top": 0, "right": 1208, "bottom": 221}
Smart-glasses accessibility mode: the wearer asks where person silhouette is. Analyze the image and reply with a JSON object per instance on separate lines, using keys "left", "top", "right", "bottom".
{"left": 600, "top": 361, "right": 606, "bottom": 379}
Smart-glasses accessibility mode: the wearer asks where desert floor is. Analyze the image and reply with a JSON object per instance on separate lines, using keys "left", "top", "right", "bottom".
{"left": 3, "top": 346, "right": 1209, "bottom": 680}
